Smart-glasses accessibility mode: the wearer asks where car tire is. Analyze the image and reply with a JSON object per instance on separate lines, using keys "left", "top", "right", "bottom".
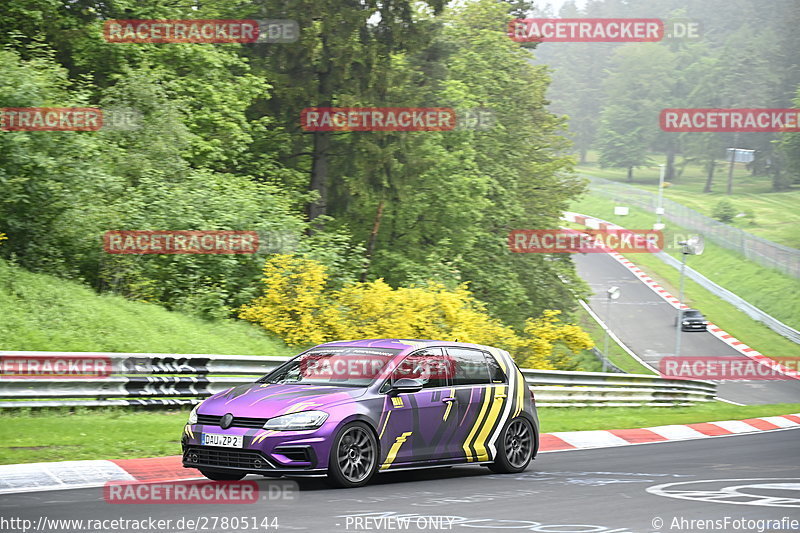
{"left": 488, "top": 417, "right": 534, "bottom": 474}
{"left": 199, "top": 469, "right": 247, "bottom": 481}
{"left": 326, "top": 422, "right": 379, "bottom": 488}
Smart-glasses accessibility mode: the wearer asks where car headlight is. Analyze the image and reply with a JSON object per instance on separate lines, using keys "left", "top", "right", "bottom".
{"left": 682, "top": 321, "right": 690, "bottom": 325}
{"left": 262, "top": 410, "right": 329, "bottom": 431}
{"left": 188, "top": 404, "right": 200, "bottom": 425}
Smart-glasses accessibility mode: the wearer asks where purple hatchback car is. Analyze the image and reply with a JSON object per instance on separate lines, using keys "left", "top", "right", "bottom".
{"left": 182, "top": 339, "right": 538, "bottom": 487}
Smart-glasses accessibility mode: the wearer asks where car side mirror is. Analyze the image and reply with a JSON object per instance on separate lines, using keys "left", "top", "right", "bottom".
{"left": 390, "top": 378, "right": 423, "bottom": 394}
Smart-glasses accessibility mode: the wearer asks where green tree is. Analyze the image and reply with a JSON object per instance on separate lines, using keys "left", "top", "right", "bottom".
{"left": 597, "top": 44, "right": 675, "bottom": 181}
{"left": 712, "top": 198, "right": 737, "bottom": 223}
{"left": 361, "top": 0, "right": 588, "bottom": 325}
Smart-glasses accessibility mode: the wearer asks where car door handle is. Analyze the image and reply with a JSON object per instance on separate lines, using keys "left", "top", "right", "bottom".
{"left": 442, "top": 397, "right": 456, "bottom": 403}
{"left": 494, "top": 394, "right": 507, "bottom": 399}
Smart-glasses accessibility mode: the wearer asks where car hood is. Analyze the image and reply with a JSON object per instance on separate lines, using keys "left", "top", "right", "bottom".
{"left": 198, "top": 382, "right": 366, "bottom": 419}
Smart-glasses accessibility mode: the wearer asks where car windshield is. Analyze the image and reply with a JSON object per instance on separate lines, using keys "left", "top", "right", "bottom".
{"left": 685, "top": 310, "right": 703, "bottom": 317}
{"left": 260, "top": 347, "right": 402, "bottom": 387}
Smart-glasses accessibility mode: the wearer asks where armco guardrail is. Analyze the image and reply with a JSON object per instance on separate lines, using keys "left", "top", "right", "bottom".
{"left": 0, "top": 351, "right": 717, "bottom": 408}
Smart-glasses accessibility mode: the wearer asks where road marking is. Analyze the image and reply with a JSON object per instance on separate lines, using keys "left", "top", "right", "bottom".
{"left": 549, "top": 430, "right": 629, "bottom": 448}
{"left": 710, "top": 420, "right": 762, "bottom": 433}
{"left": 759, "top": 415, "right": 799, "bottom": 428}
{"left": 646, "top": 425, "right": 708, "bottom": 440}
{"left": 647, "top": 478, "right": 800, "bottom": 508}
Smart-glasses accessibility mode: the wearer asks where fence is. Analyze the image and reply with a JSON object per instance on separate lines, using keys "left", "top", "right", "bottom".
{"left": 589, "top": 347, "right": 625, "bottom": 374}
{"left": 0, "top": 351, "right": 717, "bottom": 408}
{"left": 586, "top": 176, "right": 800, "bottom": 278}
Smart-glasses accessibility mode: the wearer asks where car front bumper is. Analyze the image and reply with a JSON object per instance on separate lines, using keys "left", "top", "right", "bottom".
{"left": 681, "top": 323, "right": 707, "bottom": 331}
{"left": 181, "top": 424, "right": 331, "bottom": 476}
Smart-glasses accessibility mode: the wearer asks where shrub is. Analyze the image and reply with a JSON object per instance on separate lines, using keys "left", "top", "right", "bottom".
{"left": 518, "top": 310, "right": 594, "bottom": 369}
{"left": 712, "top": 198, "right": 737, "bottom": 223}
{"left": 238, "top": 255, "right": 340, "bottom": 346}
{"left": 741, "top": 208, "right": 757, "bottom": 226}
{"left": 240, "top": 254, "right": 594, "bottom": 370}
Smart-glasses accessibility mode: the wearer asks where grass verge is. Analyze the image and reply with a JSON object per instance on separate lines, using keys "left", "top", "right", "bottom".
{"left": 0, "top": 259, "right": 294, "bottom": 355}
{"left": 575, "top": 151, "right": 800, "bottom": 248}
{"left": 571, "top": 305, "right": 656, "bottom": 375}
{"left": 539, "top": 403, "right": 800, "bottom": 433}
{"left": 1, "top": 403, "right": 798, "bottom": 465}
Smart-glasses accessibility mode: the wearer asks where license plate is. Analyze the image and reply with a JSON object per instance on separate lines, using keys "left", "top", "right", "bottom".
{"left": 201, "top": 433, "right": 243, "bottom": 448}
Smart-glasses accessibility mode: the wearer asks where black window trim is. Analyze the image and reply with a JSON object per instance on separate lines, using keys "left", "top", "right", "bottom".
{"left": 444, "top": 346, "right": 494, "bottom": 386}
{"left": 482, "top": 350, "right": 508, "bottom": 384}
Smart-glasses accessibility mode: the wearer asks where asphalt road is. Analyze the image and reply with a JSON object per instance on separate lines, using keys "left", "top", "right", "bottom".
{"left": 1, "top": 429, "right": 798, "bottom": 533}
{"left": 574, "top": 252, "right": 800, "bottom": 405}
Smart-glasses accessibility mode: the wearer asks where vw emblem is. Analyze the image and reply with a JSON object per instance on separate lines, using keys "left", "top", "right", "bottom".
{"left": 220, "top": 413, "right": 234, "bottom": 429}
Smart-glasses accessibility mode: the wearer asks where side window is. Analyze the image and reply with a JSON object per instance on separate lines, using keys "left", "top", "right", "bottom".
{"left": 446, "top": 348, "right": 491, "bottom": 386}
{"left": 389, "top": 348, "right": 450, "bottom": 389}
{"left": 484, "top": 352, "right": 507, "bottom": 383}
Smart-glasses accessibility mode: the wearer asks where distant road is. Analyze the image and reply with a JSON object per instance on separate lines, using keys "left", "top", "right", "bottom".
{"left": 574, "top": 253, "right": 800, "bottom": 405}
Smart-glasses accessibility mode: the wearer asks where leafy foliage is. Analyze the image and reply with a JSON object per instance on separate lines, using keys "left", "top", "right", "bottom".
{"left": 537, "top": 0, "right": 799, "bottom": 192}
{"left": 240, "top": 255, "right": 593, "bottom": 369}
{"left": 0, "top": 0, "right": 595, "bottom": 363}
{"left": 711, "top": 198, "right": 737, "bottom": 223}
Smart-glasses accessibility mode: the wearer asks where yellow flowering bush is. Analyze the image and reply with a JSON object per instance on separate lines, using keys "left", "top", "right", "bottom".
{"left": 240, "top": 254, "right": 594, "bottom": 370}
{"left": 239, "top": 254, "right": 342, "bottom": 346}
{"left": 332, "top": 280, "right": 525, "bottom": 355}
{"left": 517, "top": 310, "right": 594, "bottom": 369}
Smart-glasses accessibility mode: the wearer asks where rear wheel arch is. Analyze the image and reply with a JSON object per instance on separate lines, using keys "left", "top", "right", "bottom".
{"left": 488, "top": 416, "right": 535, "bottom": 473}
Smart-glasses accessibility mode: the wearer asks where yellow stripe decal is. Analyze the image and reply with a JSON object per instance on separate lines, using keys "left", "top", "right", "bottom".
{"left": 391, "top": 396, "right": 404, "bottom": 408}
{"left": 442, "top": 388, "right": 455, "bottom": 421}
{"left": 378, "top": 410, "right": 392, "bottom": 439}
{"left": 286, "top": 401, "right": 311, "bottom": 414}
{"left": 473, "top": 385, "right": 507, "bottom": 462}
{"left": 462, "top": 387, "right": 493, "bottom": 462}
{"left": 515, "top": 370, "right": 525, "bottom": 418}
{"left": 492, "top": 350, "right": 518, "bottom": 418}
{"left": 380, "top": 431, "right": 412, "bottom": 470}
{"left": 252, "top": 430, "right": 276, "bottom": 444}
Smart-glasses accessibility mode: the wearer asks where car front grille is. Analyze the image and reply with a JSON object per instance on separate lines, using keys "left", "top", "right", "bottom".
{"left": 184, "top": 447, "right": 272, "bottom": 470}
{"left": 197, "top": 414, "right": 268, "bottom": 428}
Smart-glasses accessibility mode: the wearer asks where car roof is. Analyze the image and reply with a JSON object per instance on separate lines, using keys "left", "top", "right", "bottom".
{"left": 314, "top": 338, "right": 494, "bottom": 353}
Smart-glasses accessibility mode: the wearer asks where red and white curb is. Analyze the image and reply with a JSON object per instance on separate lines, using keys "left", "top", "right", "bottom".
{"left": 0, "top": 456, "right": 196, "bottom": 495}
{"left": 561, "top": 211, "right": 799, "bottom": 379}
{"left": 1, "top": 414, "right": 798, "bottom": 495}
{"left": 540, "top": 413, "right": 800, "bottom": 452}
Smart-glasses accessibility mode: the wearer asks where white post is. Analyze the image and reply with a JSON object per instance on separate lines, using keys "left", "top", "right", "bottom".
{"left": 675, "top": 250, "right": 687, "bottom": 358}
{"left": 604, "top": 286, "right": 620, "bottom": 371}
{"left": 657, "top": 164, "right": 665, "bottom": 226}
{"left": 603, "top": 296, "right": 610, "bottom": 373}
